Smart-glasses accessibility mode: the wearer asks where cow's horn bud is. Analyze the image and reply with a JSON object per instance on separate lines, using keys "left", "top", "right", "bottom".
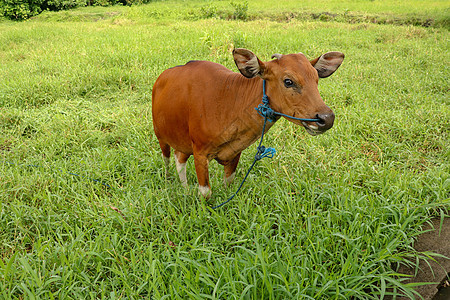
{"left": 271, "top": 53, "right": 282, "bottom": 60}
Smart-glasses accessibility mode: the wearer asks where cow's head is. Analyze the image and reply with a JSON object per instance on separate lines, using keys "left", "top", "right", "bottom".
{"left": 233, "top": 48, "right": 344, "bottom": 136}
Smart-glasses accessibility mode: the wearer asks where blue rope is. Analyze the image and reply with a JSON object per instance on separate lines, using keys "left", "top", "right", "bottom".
{"left": 212, "top": 80, "right": 320, "bottom": 209}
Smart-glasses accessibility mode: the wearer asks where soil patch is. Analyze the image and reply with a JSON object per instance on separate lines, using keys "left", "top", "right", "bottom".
{"left": 396, "top": 217, "right": 450, "bottom": 299}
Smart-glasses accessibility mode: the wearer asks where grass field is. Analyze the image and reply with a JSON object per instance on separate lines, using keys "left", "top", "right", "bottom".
{"left": 0, "top": 0, "right": 449, "bottom": 298}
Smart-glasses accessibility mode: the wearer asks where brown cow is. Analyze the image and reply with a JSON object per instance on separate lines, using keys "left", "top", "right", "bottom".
{"left": 152, "top": 48, "right": 344, "bottom": 198}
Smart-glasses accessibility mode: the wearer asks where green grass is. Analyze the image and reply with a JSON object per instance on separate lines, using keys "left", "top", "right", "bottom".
{"left": 1, "top": 0, "right": 449, "bottom": 298}
{"left": 19, "top": 0, "right": 450, "bottom": 28}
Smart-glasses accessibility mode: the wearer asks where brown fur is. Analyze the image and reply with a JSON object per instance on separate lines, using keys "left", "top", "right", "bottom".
{"left": 152, "top": 48, "right": 344, "bottom": 197}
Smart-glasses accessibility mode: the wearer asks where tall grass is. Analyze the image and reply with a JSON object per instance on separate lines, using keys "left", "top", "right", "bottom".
{"left": 0, "top": 1, "right": 449, "bottom": 298}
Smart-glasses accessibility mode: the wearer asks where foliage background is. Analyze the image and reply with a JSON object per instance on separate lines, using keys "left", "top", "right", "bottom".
{"left": 0, "top": 0, "right": 150, "bottom": 20}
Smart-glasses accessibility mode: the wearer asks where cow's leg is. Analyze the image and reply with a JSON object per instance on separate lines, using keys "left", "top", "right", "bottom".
{"left": 158, "top": 140, "right": 171, "bottom": 176}
{"left": 223, "top": 152, "right": 241, "bottom": 186}
{"left": 174, "top": 151, "right": 190, "bottom": 187}
{"left": 193, "top": 153, "right": 211, "bottom": 198}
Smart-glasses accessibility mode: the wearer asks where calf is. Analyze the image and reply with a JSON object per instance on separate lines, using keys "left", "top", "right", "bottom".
{"left": 152, "top": 48, "right": 344, "bottom": 198}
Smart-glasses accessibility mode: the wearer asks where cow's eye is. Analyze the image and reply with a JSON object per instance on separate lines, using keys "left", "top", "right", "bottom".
{"left": 284, "top": 79, "right": 294, "bottom": 88}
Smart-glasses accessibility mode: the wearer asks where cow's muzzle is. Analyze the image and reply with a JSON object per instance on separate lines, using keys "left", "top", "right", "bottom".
{"left": 301, "top": 112, "right": 335, "bottom": 136}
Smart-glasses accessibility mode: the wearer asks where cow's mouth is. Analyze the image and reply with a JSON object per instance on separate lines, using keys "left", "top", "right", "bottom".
{"left": 301, "top": 121, "right": 323, "bottom": 136}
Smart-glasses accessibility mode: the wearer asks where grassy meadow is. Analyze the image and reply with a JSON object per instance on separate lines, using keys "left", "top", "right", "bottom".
{"left": 0, "top": 0, "right": 449, "bottom": 298}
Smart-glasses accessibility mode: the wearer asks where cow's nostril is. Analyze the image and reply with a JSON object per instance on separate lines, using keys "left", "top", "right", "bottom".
{"left": 316, "top": 113, "right": 335, "bottom": 130}
{"left": 316, "top": 115, "right": 326, "bottom": 126}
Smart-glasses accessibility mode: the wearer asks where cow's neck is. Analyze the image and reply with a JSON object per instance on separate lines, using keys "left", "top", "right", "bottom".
{"left": 235, "top": 75, "right": 278, "bottom": 132}
{"left": 214, "top": 75, "right": 279, "bottom": 161}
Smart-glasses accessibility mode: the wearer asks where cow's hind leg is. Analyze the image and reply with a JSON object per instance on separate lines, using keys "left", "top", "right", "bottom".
{"left": 174, "top": 150, "right": 190, "bottom": 187}
{"left": 223, "top": 152, "right": 241, "bottom": 186}
{"left": 193, "top": 152, "right": 211, "bottom": 198}
{"left": 158, "top": 140, "right": 171, "bottom": 176}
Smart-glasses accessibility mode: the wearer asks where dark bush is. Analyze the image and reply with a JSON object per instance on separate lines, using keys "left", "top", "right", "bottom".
{"left": 0, "top": 0, "right": 151, "bottom": 20}
{"left": 43, "top": 0, "right": 87, "bottom": 11}
{"left": 0, "top": 0, "right": 45, "bottom": 20}
{"left": 0, "top": 0, "right": 89, "bottom": 20}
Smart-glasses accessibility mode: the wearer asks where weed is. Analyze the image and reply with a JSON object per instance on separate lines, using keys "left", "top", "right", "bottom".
{"left": 199, "top": 2, "right": 217, "bottom": 19}
{"left": 230, "top": 0, "right": 248, "bottom": 21}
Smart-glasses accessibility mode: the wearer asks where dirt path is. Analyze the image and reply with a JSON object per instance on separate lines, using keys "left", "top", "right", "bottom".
{"left": 396, "top": 217, "right": 450, "bottom": 299}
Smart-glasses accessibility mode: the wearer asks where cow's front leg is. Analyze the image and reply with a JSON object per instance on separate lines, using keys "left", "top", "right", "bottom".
{"left": 223, "top": 152, "right": 241, "bottom": 186}
{"left": 193, "top": 153, "right": 211, "bottom": 198}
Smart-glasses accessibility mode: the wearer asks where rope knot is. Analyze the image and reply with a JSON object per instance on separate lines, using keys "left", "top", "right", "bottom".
{"left": 255, "top": 104, "right": 277, "bottom": 123}
{"left": 255, "top": 145, "right": 276, "bottom": 160}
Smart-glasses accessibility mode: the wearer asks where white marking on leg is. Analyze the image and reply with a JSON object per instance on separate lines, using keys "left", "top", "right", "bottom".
{"left": 176, "top": 161, "right": 187, "bottom": 187}
{"left": 175, "top": 153, "right": 187, "bottom": 187}
{"left": 224, "top": 172, "right": 236, "bottom": 186}
{"left": 198, "top": 185, "right": 211, "bottom": 198}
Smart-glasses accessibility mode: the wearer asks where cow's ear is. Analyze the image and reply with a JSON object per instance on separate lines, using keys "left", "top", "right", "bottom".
{"left": 310, "top": 52, "right": 344, "bottom": 78}
{"left": 233, "top": 48, "right": 265, "bottom": 78}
